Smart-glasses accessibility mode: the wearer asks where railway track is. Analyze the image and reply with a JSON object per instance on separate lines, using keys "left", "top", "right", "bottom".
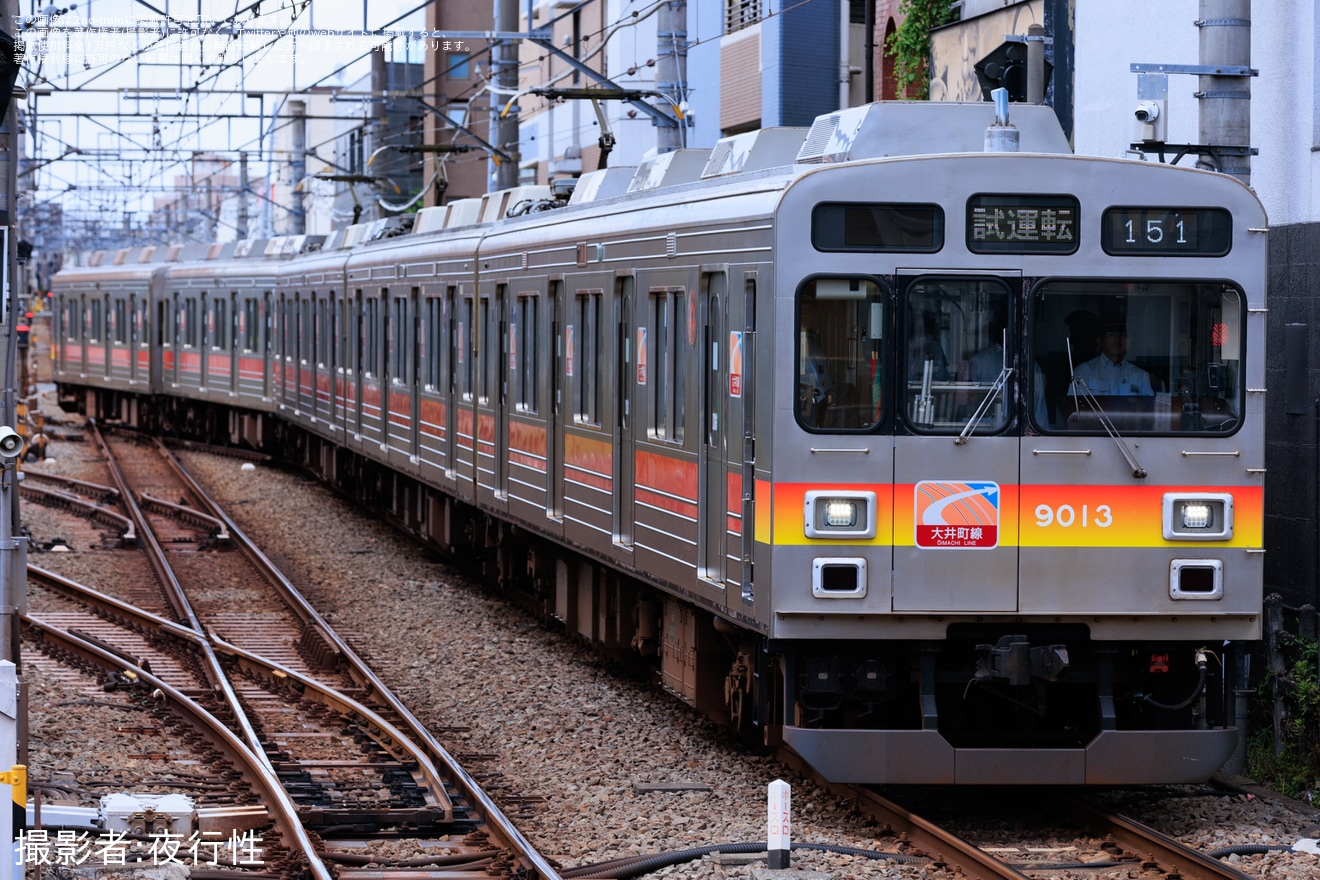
{"left": 846, "top": 785, "right": 1263, "bottom": 880}
{"left": 22, "top": 422, "right": 565, "bottom": 879}
{"left": 21, "top": 423, "right": 1313, "bottom": 880}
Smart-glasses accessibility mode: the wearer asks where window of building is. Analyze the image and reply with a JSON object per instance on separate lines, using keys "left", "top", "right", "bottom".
{"left": 725, "top": 0, "right": 763, "bottom": 33}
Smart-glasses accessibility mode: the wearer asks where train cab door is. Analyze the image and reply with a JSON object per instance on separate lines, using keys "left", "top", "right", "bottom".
{"left": 699, "top": 273, "right": 728, "bottom": 588}
{"left": 890, "top": 273, "right": 1021, "bottom": 612}
{"left": 612, "top": 277, "right": 635, "bottom": 551}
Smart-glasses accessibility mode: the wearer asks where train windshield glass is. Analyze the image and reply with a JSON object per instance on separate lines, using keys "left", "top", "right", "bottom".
{"left": 902, "top": 277, "right": 1015, "bottom": 435}
{"left": 1031, "top": 280, "right": 1245, "bottom": 435}
{"left": 797, "top": 278, "right": 884, "bottom": 431}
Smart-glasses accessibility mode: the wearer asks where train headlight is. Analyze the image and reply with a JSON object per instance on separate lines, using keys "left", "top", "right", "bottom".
{"left": 804, "top": 491, "right": 876, "bottom": 539}
{"left": 1162, "top": 493, "right": 1233, "bottom": 541}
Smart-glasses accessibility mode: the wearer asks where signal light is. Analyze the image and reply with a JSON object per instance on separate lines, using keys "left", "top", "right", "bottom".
{"left": 1149, "top": 653, "right": 1170, "bottom": 674}
{"left": 973, "top": 40, "right": 1052, "bottom": 103}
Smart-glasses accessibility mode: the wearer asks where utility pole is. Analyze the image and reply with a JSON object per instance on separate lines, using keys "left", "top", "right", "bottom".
{"left": 490, "top": 0, "right": 520, "bottom": 189}
{"left": 290, "top": 101, "right": 307, "bottom": 235}
{"left": 0, "top": 2, "right": 26, "bottom": 873}
{"left": 1198, "top": 0, "right": 1251, "bottom": 184}
{"left": 656, "top": 0, "right": 687, "bottom": 153}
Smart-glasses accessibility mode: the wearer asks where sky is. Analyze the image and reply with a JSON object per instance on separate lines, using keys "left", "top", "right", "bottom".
{"left": 17, "top": 0, "right": 433, "bottom": 232}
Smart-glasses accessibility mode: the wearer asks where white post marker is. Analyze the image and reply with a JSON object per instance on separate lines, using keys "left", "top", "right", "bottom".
{"left": 767, "top": 779, "right": 790, "bottom": 869}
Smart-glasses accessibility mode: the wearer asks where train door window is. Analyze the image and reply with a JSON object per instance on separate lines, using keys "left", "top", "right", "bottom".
{"left": 574, "top": 290, "right": 601, "bottom": 425}
{"left": 211, "top": 297, "right": 227, "bottom": 350}
{"left": 113, "top": 299, "right": 128, "bottom": 344}
{"left": 516, "top": 293, "right": 538, "bottom": 413}
{"left": 243, "top": 298, "right": 260, "bottom": 352}
{"left": 478, "top": 296, "right": 493, "bottom": 405}
{"left": 136, "top": 297, "right": 149, "bottom": 348}
{"left": 650, "top": 288, "right": 686, "bottom": 443}
{"left": 182, "top": 298, "right": 198, "bottom": 348}
{"left": 363, "top": 295, "right": 380, "bottom": 379}
{"left": 340, "top": 294, "right": 355, "bottom": 375}
{"left": 422, "top": 296, "right": 442, "bottom": 391}
{"left": 317, "top": 296, "right": 331, "bottom": 367}
{"left": 796, "top": 278, "right": 885, "bottom": 432}
{"left": 457, "top": 295, "right": 473, "bottom": 401}
{"left": 89, "top": 298, "right": 103, "bottom": 343}
{"left": 391, "top": 294, "right": 408, "bottom": 384}
{"left": 1031, "top": 280, "right": 1245, "bottom": 435}
{"left": 901, "top": 278, "right": 1013, "bottom": 435}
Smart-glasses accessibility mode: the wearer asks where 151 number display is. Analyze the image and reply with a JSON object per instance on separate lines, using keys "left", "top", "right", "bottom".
{"left": 1102, "top": 207, "right": 1232, "bottom": 256}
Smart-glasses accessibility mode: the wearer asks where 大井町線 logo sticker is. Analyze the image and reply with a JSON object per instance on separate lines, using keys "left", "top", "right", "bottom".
{"left": 914, "top": 481, "right": 1000, "bottom": 548}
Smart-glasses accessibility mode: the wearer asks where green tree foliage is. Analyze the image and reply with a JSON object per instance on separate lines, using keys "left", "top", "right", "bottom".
{"left": 884, "top": 0, "right": 958, "bottom": 99}
{"left": 1247, "top": 635, "right": 1320, "bottom": 798}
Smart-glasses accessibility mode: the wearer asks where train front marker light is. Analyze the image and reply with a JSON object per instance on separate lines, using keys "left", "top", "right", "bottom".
{"left": 1180, "top": 502, "right": 1212, "bottom": 530}
{"left": 804, "top": 491, "right": 876, "bottom": 539}
{"left": 1162, "top": 493, "right": 1233, "bottom": 541}
{"left": 824, "top": 499, "right": 858, "bottom": 528}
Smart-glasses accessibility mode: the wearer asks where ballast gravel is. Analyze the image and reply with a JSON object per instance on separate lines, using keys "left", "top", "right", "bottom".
{"left": 17, "top": 412, "right": 1320, "bottom": 880}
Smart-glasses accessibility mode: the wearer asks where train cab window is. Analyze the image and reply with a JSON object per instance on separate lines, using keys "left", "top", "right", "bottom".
{"left": 796, "top": 278, "right": 884, "bottom": 432}
{"left": 902, "top": 278, "right": 1014, "bottom": 435}
{"left": 1030, "top": 280, "right": 1245, "bottom": 435}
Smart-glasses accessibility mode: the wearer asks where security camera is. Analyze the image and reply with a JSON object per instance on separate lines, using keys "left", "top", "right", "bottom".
{"left": 0, "top": 427, "right": 25, "bottom": 459}
{"left": 1134, "top": 101, "right": 1161, "bottom": 122}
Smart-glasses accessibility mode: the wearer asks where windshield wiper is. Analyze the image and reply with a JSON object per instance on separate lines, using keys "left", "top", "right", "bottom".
{"left": 1067, "top": 376, "right": 1148, "bottom": 478}
{"left": 955, "top": 367, "right": 1013, "bottom": 445}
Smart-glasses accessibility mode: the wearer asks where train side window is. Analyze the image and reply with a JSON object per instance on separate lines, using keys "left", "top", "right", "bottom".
{"left": 243, "top": 299, "right": 260, "bottom": 352}
{"left": 902, "top": 277, "right": 1013, "bottom": 435}
{"left": 1031, "top": 280, "right": 1245, "bottom": 435}
{"left": 796, "top": 277, "right": 885, "bottom": 432}
{"left": 516, "top": 293, "right": 539, "bottom": 413}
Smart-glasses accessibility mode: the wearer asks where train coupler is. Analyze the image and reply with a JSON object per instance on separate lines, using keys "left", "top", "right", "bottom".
{"left": 974, "top": 634, "right": 1070, "bottom": 687}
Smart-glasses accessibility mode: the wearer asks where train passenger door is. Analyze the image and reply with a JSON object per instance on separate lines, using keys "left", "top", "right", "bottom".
{"left": 493, "top": 284, "right": 509, "bottom": 498}
{"left": 613, "top": 277, "right": 635, "bottom": 549}
{"left": 548, "top": 282, "right": 565, "bottom": 520}
{"left": 891, "top": 273, "right": 1020, "bottom": 612}
{"left": 442, "top": 286, "right": 458, "bottom": 478}
{"left": 700, "top": 274, "right": 727, "bottom": 586}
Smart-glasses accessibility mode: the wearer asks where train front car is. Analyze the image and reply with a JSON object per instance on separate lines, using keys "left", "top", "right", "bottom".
{"left": 769, "top": 103, "right": 1265, "bottom": 785}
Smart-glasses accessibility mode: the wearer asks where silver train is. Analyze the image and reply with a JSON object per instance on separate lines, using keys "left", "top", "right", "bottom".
{"left": 51, "top": 101, "right": 1268, "bottom": 785}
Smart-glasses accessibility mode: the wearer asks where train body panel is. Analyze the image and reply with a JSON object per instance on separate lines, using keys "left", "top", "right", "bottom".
{"left": 52, "top": 101, "right": 1269, "bottom": 785}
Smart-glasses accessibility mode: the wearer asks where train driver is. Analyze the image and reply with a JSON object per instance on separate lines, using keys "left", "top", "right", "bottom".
{"left": 1071, "top": 315, "right": 1153, "bottom": 396}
